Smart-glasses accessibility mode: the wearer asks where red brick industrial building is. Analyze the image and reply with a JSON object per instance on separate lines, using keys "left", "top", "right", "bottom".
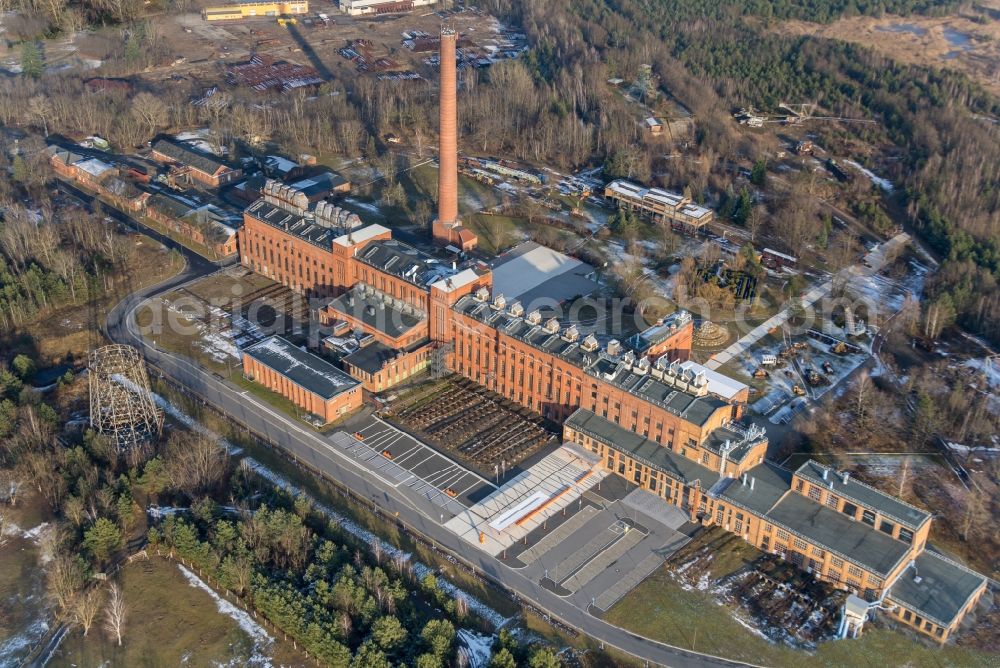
{"left": 229, "top": 33, "right": 987, "bottom": 649}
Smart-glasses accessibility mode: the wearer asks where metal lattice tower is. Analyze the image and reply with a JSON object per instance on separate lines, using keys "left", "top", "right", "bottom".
{"left": 88, "top": 344, "right": 163, "bottom": 453}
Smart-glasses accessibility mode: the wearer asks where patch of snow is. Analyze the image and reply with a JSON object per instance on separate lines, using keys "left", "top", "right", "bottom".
{"left": 964, "top": 357, "right": 1000, "bottom": 389}
{"left": 344, "top": 198, "right": 382, "bottom": 215}
{"left": 844, "top": 160, "right": 893, "bottom": 192}
{"left": 22, "top": 522, "right": 49, "bottom": 540}
{"left": 148, "top": 506, "right": 188, "bottom": 519}
{"left": 458, "top": 629, "right": 494, "bottom": 668}
{"left": 0, "top": 620, "right": 50, "bottom": 668}
{"left": 177, "top": 564, "right": 274, "bottom": 666}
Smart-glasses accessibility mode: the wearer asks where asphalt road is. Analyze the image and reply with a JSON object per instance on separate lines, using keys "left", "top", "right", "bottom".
{"left": 102, "top": 218, "right": 758, "bottom": 668}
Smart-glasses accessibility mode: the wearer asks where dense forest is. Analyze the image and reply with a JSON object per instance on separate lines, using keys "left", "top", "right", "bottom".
{"left": 503, "top": 0, "right": 1000, "bottom": 341}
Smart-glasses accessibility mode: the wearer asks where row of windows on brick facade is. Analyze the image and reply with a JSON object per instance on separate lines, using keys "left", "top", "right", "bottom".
{"left": 244, "top": 228, "right": 426, "bottom": 308}
{"left": 455, "top": 333, "right": 705, "bottom": 450}
{"left": 584, "top": 437, "right": 690, "bottom": 498}
{"left": 899, "top": 608, "right": 946, "bottom": 638}
{"left": 796, "top": 478, "right": 915, "bottom": 545}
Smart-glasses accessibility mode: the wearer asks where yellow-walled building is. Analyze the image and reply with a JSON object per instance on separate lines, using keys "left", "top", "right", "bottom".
{"left": 203, "top": 1, "right": 309, "bottom": 21}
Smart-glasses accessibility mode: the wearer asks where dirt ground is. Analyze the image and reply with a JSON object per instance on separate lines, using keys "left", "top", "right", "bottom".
{"left": 140, "top": 7, "right": 516, "bottom": 88}
{"left": 772, "top": 10, "right": 1000, "bottom": 97}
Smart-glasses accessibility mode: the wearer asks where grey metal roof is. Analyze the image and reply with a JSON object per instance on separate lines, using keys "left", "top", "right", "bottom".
{"left": 152, "top": 138, "right": 234, "bottom": 177}
{"left": 491, "top": 240, "right": 598, "bottom": 305}
{"left": 290, "top": 171, "right": 348, "bottom": 198}
{"left": 764, "top": 492, "right": 911, "bottom": 577}
{"left": 565, "top": 408, "right": 720, "bottom": 487}
{"left": 326, "top": 285, "right": 425, "bottom": 340}
{"left": 716, "top": 462, "right": 792, "bottom": 516}
{"left": 513, "top": 271, "right": 600, "bottom": 310}
{"left": 342, "top": 341, "right": 397, "bottom": 375}
{"left": 243, "top": 336, "right": 358, "bottom": 400}
{"left": 245, "top": 199, "right": 340, "bottom": 249}
{"left": 887, "top": 550, "right": 987, "bottom": 627}
{"left": 702, "top": 423, "right": 767, "bottom": 463}
{"left": 794, "top": 460, "right": 931, "bottom": 530}
{"left": 148, "top": 192, "right": 195, "bottom": 219}
{"left": 356, "top": 239, "right": 453, "bottom": 288}
{"left": 454, "top": 295, "right": 729, "bottom": 430}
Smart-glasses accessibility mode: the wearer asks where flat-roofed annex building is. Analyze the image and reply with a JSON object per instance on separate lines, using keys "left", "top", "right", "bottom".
{"left": 338, "top": 0, "right": 434, "bottom": 15}
{"left": 242, "top": 336, "right": 361, "bottom": 423}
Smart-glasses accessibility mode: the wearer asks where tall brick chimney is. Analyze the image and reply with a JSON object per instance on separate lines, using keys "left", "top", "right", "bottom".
{"left": 431, "top": 27, "right": 477, "bottom": 252}
{"left": 436, "top": 27, "right": 459, "bottom": 229}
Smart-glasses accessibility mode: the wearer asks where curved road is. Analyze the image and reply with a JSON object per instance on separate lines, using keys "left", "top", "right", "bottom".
{"left": 102, "top": 213, "right": 757, "bottom": 668}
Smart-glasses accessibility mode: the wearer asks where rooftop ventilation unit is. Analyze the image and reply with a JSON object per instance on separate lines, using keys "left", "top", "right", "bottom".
{"left": 474, "top": 286, "right": 490, "bottom": 302}
{"left": 543, "top": 318, "right": 560, "bottom": 335}
{"left": 508, "top": 300, "right": 524, "bottom": 318}
{"left": 525, "top": 310, "right": 542, "bottom": 326}
{"left": 491, "top": 293, "right": 506, "bottom": 311}
{"left": 635, "top": 356, "right": 651, "bottom": 374}
{"left": 581, "top": 334, "right": 599, "bottom": 352}
{"left": 606, "top": 339, "right": 621, "bottom": 357}
{"left": 562, "top": 325, "right": 579, "bottom": 342}
{"left": 623, "top": 350, "right": 636, "bottom": 366}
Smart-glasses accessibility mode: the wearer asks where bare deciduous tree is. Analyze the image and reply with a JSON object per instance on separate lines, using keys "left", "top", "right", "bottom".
{"left": 47, "top": 554, "right": 85, "bottom": 613}
{"left": 130, "top": 92, "right": 168, "bottom": 140}
{"left": 73, "top": 588, "right": 102, "bottom": 636}
{"left": 165, "top": 433, "right": 229, "bottom": 497}
{"left": 104, "top": 582, "right": 127, "bottom": 646}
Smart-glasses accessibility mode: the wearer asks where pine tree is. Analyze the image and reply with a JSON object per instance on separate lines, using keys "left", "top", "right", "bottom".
{"left": 20, "top": 42, "right": 43, "bottom": 79}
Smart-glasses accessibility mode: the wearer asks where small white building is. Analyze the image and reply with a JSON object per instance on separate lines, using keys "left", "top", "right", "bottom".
{"left": 337, "top": 0, "right": 434, "bottom": 16}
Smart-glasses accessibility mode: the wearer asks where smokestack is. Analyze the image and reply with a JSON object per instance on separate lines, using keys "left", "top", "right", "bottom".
{"left": 437, "top": 27, "right": 459, "bottom": 227}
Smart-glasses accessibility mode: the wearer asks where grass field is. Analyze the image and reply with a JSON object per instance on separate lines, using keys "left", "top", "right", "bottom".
{"left": 465, "top": 213, "right": 530, "bottom": 254}
{"left": 605, "top": 565, "right": 997, "bottom": 668}
{"left": 50, "top": 558, "right": 303, "bottom": 668}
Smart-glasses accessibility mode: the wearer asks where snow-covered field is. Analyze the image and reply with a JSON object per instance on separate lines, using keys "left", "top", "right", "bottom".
{"left": 0, "top": 523, "right": 53, "bottom": 668}
{"left": 845, "top": 258, "right": 927, "bottom": 315}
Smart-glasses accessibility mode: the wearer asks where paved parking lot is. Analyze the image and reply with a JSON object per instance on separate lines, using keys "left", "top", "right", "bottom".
{"left": 331, "top": 414, "right": 691, "bottom": 619}
{"left": 513, "top": 487, "right": 693, "bottom": 613}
